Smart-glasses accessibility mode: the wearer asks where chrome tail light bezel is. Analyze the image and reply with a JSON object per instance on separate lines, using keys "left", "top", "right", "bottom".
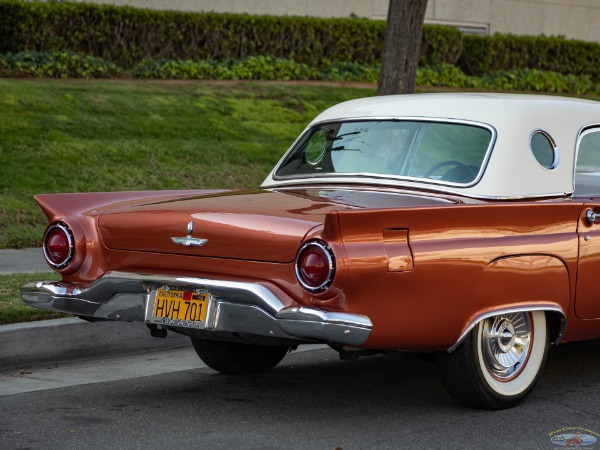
{"left": 295, "top": 240, "right": 336, "bottom": 293}
{"left": 43, "top": 222, "right": 75, "bottom": 269}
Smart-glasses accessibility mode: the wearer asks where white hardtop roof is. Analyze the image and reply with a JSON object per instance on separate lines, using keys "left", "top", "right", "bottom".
{"left": 263, "top": 93, "right": 600, "bottom": 199}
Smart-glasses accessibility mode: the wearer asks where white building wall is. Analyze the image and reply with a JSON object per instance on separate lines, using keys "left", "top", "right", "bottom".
{"left": 73, "top": 0, "right": 600, "bottom": 43}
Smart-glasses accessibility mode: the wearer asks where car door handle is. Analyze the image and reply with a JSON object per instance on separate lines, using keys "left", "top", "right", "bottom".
{"left": 586, "top": 209, "right": 598, "bottom": 224}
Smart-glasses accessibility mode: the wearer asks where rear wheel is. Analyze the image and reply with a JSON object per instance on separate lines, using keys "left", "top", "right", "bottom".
{"left": 191, "top": 338, "right": 290, "bottom": 375}
{"left": 437, "top": 311, "right": 549, "bottom": 409}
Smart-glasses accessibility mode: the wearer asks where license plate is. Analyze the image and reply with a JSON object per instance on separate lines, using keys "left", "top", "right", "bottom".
{"left": 146, "top": 286, "right": 210, "bottom": 328}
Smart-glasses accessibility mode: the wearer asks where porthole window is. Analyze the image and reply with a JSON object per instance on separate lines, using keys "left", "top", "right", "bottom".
{"left": 530, "top": 130, "right": 559, "bottom": 170}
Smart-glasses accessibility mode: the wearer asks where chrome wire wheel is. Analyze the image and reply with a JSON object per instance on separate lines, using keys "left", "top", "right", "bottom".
{"left": 437, "top": 310, "right": 549, "bottom": 409}
{"left": 480, "top": 312, "right": 531, "bottom": 381}
{"left": 476, "top": 311, "right": 548, "bottom": 399}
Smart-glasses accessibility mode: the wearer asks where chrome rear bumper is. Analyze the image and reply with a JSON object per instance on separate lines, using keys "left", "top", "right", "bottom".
{"left": 21, "top": 271, "right": 372, "bottom": 346}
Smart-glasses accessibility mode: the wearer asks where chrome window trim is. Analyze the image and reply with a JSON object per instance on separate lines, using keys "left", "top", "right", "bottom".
{"left": 529, "top": 129, "right": 560, "bottom": 171}
{"left": 270, "top": 116, "right": 497, "bottom": 190}
{"left": 264, "top": 181, "right": 569, "bottom": 201}
{"left": 573, "top": 125, "right": 600, "bottom": 195}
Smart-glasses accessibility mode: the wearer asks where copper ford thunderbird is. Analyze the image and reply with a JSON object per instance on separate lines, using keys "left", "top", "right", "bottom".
{"left": 22, "top": 93, "right": 600, "bottom": 409}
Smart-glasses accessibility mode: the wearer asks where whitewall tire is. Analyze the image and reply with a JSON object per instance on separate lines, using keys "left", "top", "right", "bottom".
{"left": 437, "top": 311, "right": 549, "bottom": 409}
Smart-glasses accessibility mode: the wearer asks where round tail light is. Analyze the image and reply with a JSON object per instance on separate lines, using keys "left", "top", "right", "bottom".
{"left": 295, "top": 240, "right": 335, "bottom": 293}
{"left": 43, "top": 223, "right": 74, "bottom": 269}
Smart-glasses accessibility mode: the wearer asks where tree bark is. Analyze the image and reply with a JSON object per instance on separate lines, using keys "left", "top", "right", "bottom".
{"left": 377, "top": 0, "right": 428, "bottom": 95}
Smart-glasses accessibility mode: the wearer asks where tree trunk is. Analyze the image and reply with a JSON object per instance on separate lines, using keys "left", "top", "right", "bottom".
{"left": 377, "top": 0, "right": 428, "bottom": 95}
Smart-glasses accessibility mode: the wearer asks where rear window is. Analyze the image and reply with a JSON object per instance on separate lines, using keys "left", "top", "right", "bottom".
{"left": 275, "top": 120, "right": 493, "bottom": 185}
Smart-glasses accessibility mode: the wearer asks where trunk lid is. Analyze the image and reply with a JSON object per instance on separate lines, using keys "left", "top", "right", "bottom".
{"left": 98, "top": 188, "right": 455, "bottom": 263}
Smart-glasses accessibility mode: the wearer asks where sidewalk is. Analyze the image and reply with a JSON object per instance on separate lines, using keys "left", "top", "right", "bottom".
{"left": 0, "top": 248, "right": 190, "bottom": 370}
{"left": 0, "top": 247, "right": 48, "bottom": 275}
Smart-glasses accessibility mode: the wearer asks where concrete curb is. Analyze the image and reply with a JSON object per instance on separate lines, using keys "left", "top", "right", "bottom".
{"left": 0, "top": 317, "right": 190, "bottom": 369}
{"left": 0, "top": 248, "right": 191, "bottom": 370}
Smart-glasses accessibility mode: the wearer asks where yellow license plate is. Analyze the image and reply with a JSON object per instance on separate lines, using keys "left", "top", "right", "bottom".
{"left": 151, "top": 287, "right": 209, "bottom": 327}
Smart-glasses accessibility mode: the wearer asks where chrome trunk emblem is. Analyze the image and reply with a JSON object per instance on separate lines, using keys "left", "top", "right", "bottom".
{"left": 171, "top": 220, "right": 208, "bottom": 247}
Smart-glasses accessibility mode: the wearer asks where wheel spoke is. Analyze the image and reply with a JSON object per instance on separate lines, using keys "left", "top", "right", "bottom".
{"left": 481, "top": 312, "right": 532, "bottom": 380}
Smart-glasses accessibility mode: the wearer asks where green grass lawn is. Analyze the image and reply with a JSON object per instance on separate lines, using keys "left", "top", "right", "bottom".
{"left": 0, "top": 272, "right": 64, "bottom": 324}
{"left": 0, "top": 79, "right": 375, "bottom": 249}
{"left": 0, "top": 79, "right": 373, "bottom": 324}
{"left": 0, "top": 79, "right": 372, "bottom": 324}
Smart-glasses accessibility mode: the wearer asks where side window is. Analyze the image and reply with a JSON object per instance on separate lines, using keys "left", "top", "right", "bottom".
{"left": 575, "top": 130, "right": 600, "bottom": 195}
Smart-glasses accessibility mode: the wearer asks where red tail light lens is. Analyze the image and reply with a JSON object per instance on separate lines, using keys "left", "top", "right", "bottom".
{"left": 295, "top": 240, "right": 335, "bottom": 293}
{"left": 43, "top": 223, "right": 74, "bottom": 269}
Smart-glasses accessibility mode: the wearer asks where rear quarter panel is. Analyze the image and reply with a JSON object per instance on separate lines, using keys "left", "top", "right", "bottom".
{"left": 332, "top": 202, "right": 582, "bottom": 349}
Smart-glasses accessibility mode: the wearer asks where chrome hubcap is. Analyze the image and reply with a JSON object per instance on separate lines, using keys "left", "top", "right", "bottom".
{"left": 481, "top": 313, "right": 531, "bottom": 380}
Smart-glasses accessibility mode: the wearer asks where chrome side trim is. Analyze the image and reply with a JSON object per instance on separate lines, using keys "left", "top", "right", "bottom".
{"left": 448, "top": 305, "right": 566, "bottom": 353}
{"left": 21, "top": 272, "right": 373, "bottom": 346}
{"left": 261, "top": 179, "right": 569, "bottom": 201}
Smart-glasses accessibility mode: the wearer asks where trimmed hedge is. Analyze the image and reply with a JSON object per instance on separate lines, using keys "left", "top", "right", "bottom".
{"left": 0, "top": 1, "right": 461, "bottom": 69}
{"left": 416, "top": 64, "right": 477, "bottom": 89}
{"left": 477, "top": 69, "right": 596, "bottom": 95}
{"left": 461, "top": 34, "right": 600, "bottom": 82}
{"left": 1, "top": 1, "right": 598, "bottom": 84}
{"left": 130, "top": 56, "right": 381, "bottom": 82}
{"left": 421, "top": 25, "right": 463, "bottom": 67}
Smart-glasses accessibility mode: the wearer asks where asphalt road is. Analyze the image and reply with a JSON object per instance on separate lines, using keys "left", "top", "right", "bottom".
{"left": 1, "top": 342, "right": 600, "bottom": 450}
